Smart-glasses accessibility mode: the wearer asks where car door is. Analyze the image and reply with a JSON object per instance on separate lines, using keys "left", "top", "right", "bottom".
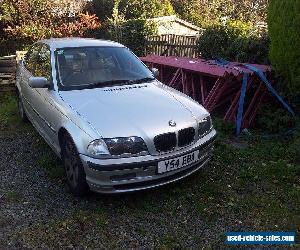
{"left": 19, "top": 44, "right": 42, "bottom": 120}
{"left": 21, "top": 43, "right": 55, "bottom": 144}
{"left": 31, "top": 44, "right": 59, "bottom": 145}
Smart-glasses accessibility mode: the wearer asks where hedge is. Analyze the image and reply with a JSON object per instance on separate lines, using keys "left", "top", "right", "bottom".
{"left": 198, "top": 21, "right": 269, "bottom": 64}
{"left": 268, "top": 0, "right": 300, "bottom": 96}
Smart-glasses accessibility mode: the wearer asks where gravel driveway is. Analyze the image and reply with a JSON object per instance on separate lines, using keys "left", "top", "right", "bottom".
{"left": 0, "top": 126, "right": 226, "bottom": 249}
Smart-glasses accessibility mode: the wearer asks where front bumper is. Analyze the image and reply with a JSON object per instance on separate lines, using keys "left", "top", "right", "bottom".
{"left": 80, "top": 130, "right": 217, "bottom": 193}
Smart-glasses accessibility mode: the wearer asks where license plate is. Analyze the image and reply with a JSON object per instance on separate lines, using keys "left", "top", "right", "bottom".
{"left": 158, "top": 150, "right": 200, "bottom": 174}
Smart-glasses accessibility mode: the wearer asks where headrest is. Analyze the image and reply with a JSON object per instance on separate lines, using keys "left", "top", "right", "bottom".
{"left": 73, "top": 53, "right": 87, "bottom": 61}
{"left": 90, "top": 60, "right": 105, "bottom": 70}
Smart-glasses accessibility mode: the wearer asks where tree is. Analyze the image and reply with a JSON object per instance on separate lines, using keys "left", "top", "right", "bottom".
{"left": 268, "top": 0, "right": 300, "bottom": 95}
{"left": 0, "top": 0, "right": 100, "bottom": 41}
{"left": 102, "top": 1, "right": 157, "bottom": 56}
{"left": 92, "top": 0, "right": 174, "bottom": 21}
{"left": 170, "top": 0, "right": 268, "bottom": 28}
{"left": 121, "top": 0, "right": 174, "bottom": 19}
{"left": 91, "top": 0, "right": 115, "bottom": 21}
{"left": 106, "top": 0, "right": 126, "bottom": 42}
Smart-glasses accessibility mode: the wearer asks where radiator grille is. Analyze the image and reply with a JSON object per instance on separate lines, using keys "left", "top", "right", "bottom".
{"left": 154, "top": 133, "right": 176, "bottom": 152}
{"left": 154, "top": 127, "right": 196, "bottom": 152}
{"left": 178, "top": 127, "right": 195, "bottom": 147}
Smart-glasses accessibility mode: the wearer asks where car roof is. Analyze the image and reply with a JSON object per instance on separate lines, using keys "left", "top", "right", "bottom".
{"left": 39, "top": 38, "right": 125, "bottom": 50}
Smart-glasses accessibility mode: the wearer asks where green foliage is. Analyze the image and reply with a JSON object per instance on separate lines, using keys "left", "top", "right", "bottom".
{"left": 268, "top": 0, "right": 300, "bottom": 96}
{"left": 0, "top": 95, "right": 20, "bottom": 128}
{"left": 120, "top": 19, "right": 157, "bottom": 56}
{"left": 99, "top": 18, "right": 157, "bottom": 56}
{"left": 198, "top": 20, "right": 269, "bottom": 64}
{"left": 0, "top": 0, "right": 100, "bottom": 56}
{"left": 0, "top": 38, "right": 32, "bottom": 57}
{"left": 92, "top": 0, "right": 115, "bottom": 21}
{"left": 92, "top": 0, "right": 174, "bottom": 21}
{"left": 96, "top": 1, "right": 157, "bottom": 56}
{"left": 256, "top": 103, "right": 298, "bottom": 134}
{"left": 0, "top": 94, "right": 32, "bottom": 131}
{"left": 171, "top": 0, "right": 268, "bottom": 28}
{"left": 121, "top": 0, "right": 174, "bottom": 19}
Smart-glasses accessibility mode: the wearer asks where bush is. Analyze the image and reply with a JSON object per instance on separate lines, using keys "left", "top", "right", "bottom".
{"left": 0, "top": 38, "right": 32, "bottom": 56}
{"left": 92, "top": 0, "right": 174, "bottom": 21}
{"left": 121, "top": 0, "right": 174, "bottom": 19}
{"left": 119, "top": 19, "right": 157, "bottom": 56}
{"left": 96, "top": 17, "right": 157, "bottom": 56}
{"left": 171, "top": 0, "right": 269, "bottom": 29}
{"left": 268, "top": 0, "right": 300, "bottom": 96}
{"left": 256, "top": 103, "right": 297, "bottom": 133}
{"left": 93, "top": 0, "right": 157, "bottom": 56}
{"left": 198, "top": 20, "right": 269, "bottom": 64}
{"left": 0, "top": 0, "right": 100, "bottom": 56}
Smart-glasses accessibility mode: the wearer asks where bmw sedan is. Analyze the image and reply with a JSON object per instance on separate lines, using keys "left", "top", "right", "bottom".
{"left": 16, "top": 38, "right": 217, "bottom": 196}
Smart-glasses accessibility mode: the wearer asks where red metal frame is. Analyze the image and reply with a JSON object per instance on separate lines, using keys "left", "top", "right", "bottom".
{"left": 141, "top": 55, "right": 272, "bottom": 130}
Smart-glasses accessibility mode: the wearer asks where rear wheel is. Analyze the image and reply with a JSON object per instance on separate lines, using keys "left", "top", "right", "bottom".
{"left": 61, "top": 134, "right": 89, "bottom": 197}
{"left": 17, "top": 92, "right": 28, "bottom": 122}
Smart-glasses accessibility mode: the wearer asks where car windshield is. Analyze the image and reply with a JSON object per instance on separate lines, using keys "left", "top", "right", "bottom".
{"left": 55, "top": 46, "right": 154, "bottom": 90}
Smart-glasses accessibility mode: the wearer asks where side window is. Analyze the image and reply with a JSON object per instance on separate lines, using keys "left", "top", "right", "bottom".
{"left": 35, "top": 45, "right": 52, "bottom": 79}
{"left": 23, "top": 45, "right": 41, "bottom": 74}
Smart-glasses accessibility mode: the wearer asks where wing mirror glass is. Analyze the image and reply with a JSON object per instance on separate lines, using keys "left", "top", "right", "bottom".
{"left": 29, "top": 77, "right": 50, "bottom": 89}
{"left": 151, "top": 68, "right": 159, "bottom": 78}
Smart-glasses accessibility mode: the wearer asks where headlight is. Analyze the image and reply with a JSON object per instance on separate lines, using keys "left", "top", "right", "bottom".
{"left": 87, "top": 139, "right": 110, "bottom": 157}
{"left": 198, "top": 116, "right": 213, "bottom": 137}
{"left": 104, "top": 137, "right": 148, "bottom": 156}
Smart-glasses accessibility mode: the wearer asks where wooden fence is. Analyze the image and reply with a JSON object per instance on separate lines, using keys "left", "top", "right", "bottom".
{"left": 145, "top": 34, "right": 200, "bottom": 58}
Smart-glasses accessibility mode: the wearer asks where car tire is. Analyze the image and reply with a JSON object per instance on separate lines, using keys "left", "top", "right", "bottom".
{"left": 17, "top": 92, "right": 28, "bottom": 122}
{"left": 62, "top": 133, "right": 89, "bottom": 197}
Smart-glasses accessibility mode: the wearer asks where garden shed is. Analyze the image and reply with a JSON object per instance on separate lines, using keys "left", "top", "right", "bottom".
{"left": 147, "top": 15, "right": 203, "bottom": 35}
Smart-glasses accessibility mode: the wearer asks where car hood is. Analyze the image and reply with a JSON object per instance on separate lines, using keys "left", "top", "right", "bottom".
{"left": 59, "top": 81, "right": 208, "bottom": 139}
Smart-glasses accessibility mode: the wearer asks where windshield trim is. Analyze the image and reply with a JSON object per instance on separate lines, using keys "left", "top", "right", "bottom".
{"left": 54, "top": 46, "right": 153, "bottom": 91}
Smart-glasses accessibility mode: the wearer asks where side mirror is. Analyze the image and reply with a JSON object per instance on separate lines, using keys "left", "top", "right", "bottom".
{"left": 151, "top": 68, "right": 159, "bottom": 78}
{"left": 29, "top": 77, "right": 49, "bottom": 89}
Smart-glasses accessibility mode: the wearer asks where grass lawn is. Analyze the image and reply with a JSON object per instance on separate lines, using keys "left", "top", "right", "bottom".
{"left": 0, "top": 94, "right": 299, "bottom": 248}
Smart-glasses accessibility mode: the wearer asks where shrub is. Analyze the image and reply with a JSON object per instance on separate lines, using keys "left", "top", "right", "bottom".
{"left": 121, "top": 0, "right": 174, "bottom": 19}
{"left": 96, "top": 2, "right": 157, "bottom": 56}
{"left": 171, "top": 0, "right": 269, "bottom": 29}
{"left": 0, "top": 0, "right": 100, "bottom": 56}
{"left": 119, "top": 19, "right": 157, "bottom": 56}
{"left": 198, "top": 20, "right": 269, "bottom": 64}
{"left": 0, "top": 38, "right": 32, "bottom": 57}
{"left": 92, "top": 0, "right": 174, "bottom": 21}
{"left": 98, "top": 19, "right": 156, "bottom": 56}
{"left": 268, "top": 0, "right": 300, "bottom": 96}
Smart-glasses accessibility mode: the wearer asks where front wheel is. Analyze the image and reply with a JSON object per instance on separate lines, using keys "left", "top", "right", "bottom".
{"left": 62, "top": 134, "right": 89, "bottom": 197}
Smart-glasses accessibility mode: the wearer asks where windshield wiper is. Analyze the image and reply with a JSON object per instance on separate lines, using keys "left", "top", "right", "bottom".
{"left": 127, "top": 77, "right": 155, "bottom": 85}
{"left": 89, "top": 77, "right": 155, "bottom": 88}
{"left": 89, "top": 80, "right": 132, "bottom": 88}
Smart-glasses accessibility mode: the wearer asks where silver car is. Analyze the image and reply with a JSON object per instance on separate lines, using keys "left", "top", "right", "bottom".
{"left": 16, "top": 38, "right": 217, "bottom": 196}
